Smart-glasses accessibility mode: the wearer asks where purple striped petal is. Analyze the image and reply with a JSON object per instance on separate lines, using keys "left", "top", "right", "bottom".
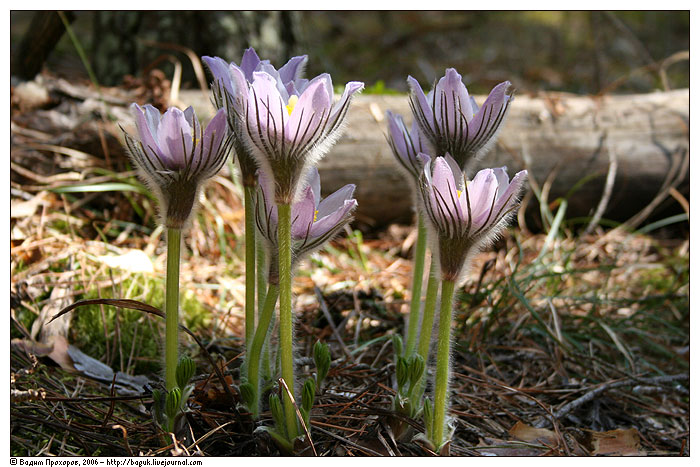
{"left": 468, "top": 169, "right": 500, "bottom": 227}
{"left": 130, "top": 104, "right": 163, "bottom": 162}
{"left": 287, "top": 78, "right": 331, "bottom": 144}
{"left": 249, "top": 71, "right": 288, "bottom": 136}
{"left": 434, "top": 68, "right": 472, "bottom": 132}
{"left": 309, "top": 199, "right": 357, "bottom": 238}
{"left": 291, "top": 186, "right": 317, "bottom": 238}
{"left": 492, "top": 169, "right": 528, "bottom": 216}
{"left": 240, "top": 48, "right": 262, "bottom": 79}
{"left": 407, "top": 76, "right": 434, "bottom": 132}
{"left": 329, "top": 80, "right": 364, "bottom": 123}
{"left": 467, "top": 81, "right": 512, "bottom": 142}
{"left": 157, "top": 108, "right": 192, "bottom": 170}
{"left": 278, "top": 55, "right": 308, "bottom": 84}
{"left": 316, "top": 184, "right": 356, "bottom": 219}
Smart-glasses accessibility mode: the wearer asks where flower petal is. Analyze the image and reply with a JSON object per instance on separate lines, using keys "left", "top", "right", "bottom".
{"left": 492, "top": 169, "right": 528, "bottom": 217}
{"left": 407, "top": 76, "right": 434, "bottom": 132}
{"left": 240, "top": 47, "right": 262, "bottom": 80}
{"left": 291, "top": 186, "right": 317, "bottom": 239}
{"left": 158, "top": 107, "right": 193, "bottom": 170}
{"left": 278, "top": 55, "right": 308, "bottom": 84}
{"left": 316, "top": 184, "right": 356, "bottom": 219}
{"left": 467, "top": 81, "right": 512, "bottom": 150}
{"left": 309, "top": 198, "right": 357, "bottom": 238}
{"left": 248, "top": 71, "right": 288, "bottom": 139}
{"left": 305, "top": 167, "right": 321, "bottom": 207}
{"left": 329, "top": 80, "right": 364, "bottom": 125}
{"left": 286, "top": 77, "right": 331, "bottom": 145}
{"left": 130, "top": 104, "right": 161, "bottom": 159}
{"left": 467, "top": 168, "right": 499, "bottom": 226}
{"left": 434, "top": 68, "right": 472, "bottom": 133}
{"left": 202, "top": 56, "right": 234, "bottom": 95}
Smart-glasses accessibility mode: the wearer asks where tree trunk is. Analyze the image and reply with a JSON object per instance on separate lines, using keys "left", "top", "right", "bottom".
{"left": 11, "top": 11, "right": 75, "bottom": 80}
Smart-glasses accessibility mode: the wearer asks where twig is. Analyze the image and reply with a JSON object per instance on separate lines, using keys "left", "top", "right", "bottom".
{"left": 312, "top": 425, "right": 384, "bottom": 456}
{"left": 584, "top": 135, "right": 617, "bottom": 235}
{"left": 314, "top": 287, "right": 354, "bottom": 361}
{"left": 621, "top": 147, "right": 689, "bottom": 230}
{"left": 278, "top": 378, "right": 317, "bottom": 456}
{"left": 551, "top": 374, "right": 689, "bottom": 422}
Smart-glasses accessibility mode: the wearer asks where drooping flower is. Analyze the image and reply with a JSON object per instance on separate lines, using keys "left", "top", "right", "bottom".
{"left": 386, "top": 110, "right": 428, "bottom": 184}
{"left": 408, "top": 69, "right": 512, "bottom": 171}
{"left": 255, "top": 167, "right": 357, "bottom": 280}
{"left": 124, "top": 104, "right": 232, "bottom": 228}
{"left": 202, "top": 49, "right": 308, "bottom": 186}
{"left": 418, "top": 154, "right": 527, "bottom": 281}
{"left": 241, "top": 70, "right": 364, "bottom": 204}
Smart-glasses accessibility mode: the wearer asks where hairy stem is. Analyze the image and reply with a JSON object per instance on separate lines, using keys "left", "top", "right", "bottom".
{"left": 257, "top": 238, "right": 272, "bottom": 380}
{"left": 244, "top": 185, "right": 257, "bottom": 374}
{"left": 432, "top": 278, "right": 455, "bottom": 450}
{"left": 405, "top": 214, "right": 428, "bottom": 357}
{"left": 247, "top": 282, "right": 280, "bottom": 418}
{"left": 165, "top": 227, "right": 182, "bottom": 392}
{"left": 410, "top": 255, "right": 440, "bottom": 408}
{"left": 277, "top": 202, "right": 298, "bottom": 440}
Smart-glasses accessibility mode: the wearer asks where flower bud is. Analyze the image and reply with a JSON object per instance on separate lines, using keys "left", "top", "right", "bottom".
{"left": 313, "top": 340, "right": 331, "bottom": 387}
{"left": 165, "top": 387, "right": 182, "bottom": 419}
{"left": 176, "top": 356, "right": 196, "bottom": 391}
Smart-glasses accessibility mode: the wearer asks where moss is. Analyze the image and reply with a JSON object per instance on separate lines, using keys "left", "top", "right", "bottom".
{"left": 70, "top": 273, "right": 211, "bottom": 375}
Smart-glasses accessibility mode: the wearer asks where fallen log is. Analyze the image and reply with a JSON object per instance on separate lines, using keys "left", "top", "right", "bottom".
{"left": 12, "top": 77, "right": 688, "bottom": 230}
{"left": 183, "top": 88, "right": 689, "bottom": 228}
{"left": 322, "top": 90, "right": 689, "bottom": 227}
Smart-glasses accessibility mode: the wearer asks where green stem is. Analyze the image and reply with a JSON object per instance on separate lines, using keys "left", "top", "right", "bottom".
{"left": 277, "top": 202, "right": 298, "bottom": 440}
{"left": 244, "top": 186, "right": 257, "bottom": 363}
{"left": 257, "top": 239, "right": 272, "bottom": 380}
{"left": 165, "top": 227, "right": 182, "bottom": 392}
{"left": 247, "top": 283, "right": 280, "bottom": 418}
{"left": 405, "top": 214, "right": 428, "bottom": 357}
{"left": 410, "top": 255, "right": 440, "bottom": 408}
{"left": 432, "top": 278, "right": 455, "bottom": 450}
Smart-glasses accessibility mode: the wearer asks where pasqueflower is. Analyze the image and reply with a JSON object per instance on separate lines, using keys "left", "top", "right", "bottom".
{"left": 255, "top": 167, "right": 357, "bottom": 275}
{"left": 242, "top": 70, "right": 363, "bottom": 204}
{"left": 203, "top": 48, "right": 308, "bottom": 186}
{"left": 418, "top": 154, "right": 527, "bottom": 281}
{"left": 386, "top": 110, "right": 427, "bottom": 184}
{"left": 124, "top": 104, "right": 231, "bottom": 228}
{"left": 408, "top": 69, "right": 512, "bottom": 170}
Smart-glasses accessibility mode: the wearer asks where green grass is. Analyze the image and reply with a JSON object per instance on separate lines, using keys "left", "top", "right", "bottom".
{"left": 72, "top": 273, "right": 212, "bottom": 375}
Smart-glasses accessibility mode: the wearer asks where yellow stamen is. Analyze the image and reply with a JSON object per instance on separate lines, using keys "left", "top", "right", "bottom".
{"left": 286, "top": 95, "right": 299, "bottom": 115}
{"left": 313, "top": 210, "right": 318, "bottom": 222}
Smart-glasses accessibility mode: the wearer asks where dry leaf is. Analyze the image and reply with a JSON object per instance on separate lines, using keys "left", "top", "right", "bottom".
{"left": 509, "top": 421, "right": 558, "bottom": 445}
{"left": 12, "top": 335, "right": 75, "bottom": 372}
{"left": 590, "top": 428, "right": 643, "bottom": 456}
{"left": 11, "top": 191, "right": 51, "bottom": 218}
{"left": 476, "top": 437, "right": 548, "bottom": 457}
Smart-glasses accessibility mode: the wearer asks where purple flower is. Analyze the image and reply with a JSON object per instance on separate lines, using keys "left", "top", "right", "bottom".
{"left": 408, "top": 68, "right": 512, "bottom": 171}
{"left": 255, "top": 167, "right": 357, "bottom": 280}
{"left": 203, "top": 48, "right": 309, "bottom": 120}
{"left": 242, "top": 70, "right": 364, "bottom": 204}
{"left": 386, "top": 110, "right": 427, "bottom": 183}
{"left": 202, "top": 49, "right": 309, "bottom": 186}
{"left": 418, "top": 154, "right": 527, "bottom": 281}
{"left": 124, "top": 104, "right": 232, "bottom": 228}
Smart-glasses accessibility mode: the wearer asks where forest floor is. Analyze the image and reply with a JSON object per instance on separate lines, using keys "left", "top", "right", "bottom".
{"left": 10, "top": 74, "right": 689, "bottom": 457}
